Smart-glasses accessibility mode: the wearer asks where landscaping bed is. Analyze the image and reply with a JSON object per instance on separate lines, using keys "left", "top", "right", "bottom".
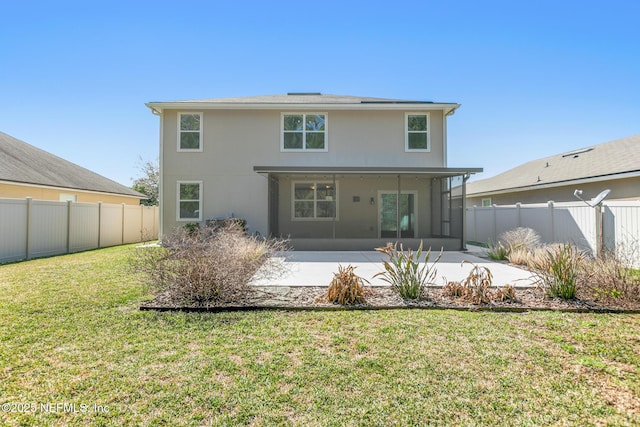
{"left": 141, "top": 285, "right": 640, "bottom": 313}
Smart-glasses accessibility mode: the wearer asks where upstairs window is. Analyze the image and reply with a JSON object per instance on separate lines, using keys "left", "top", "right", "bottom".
{"left": 282, "top": 113, "right": 327, "bottom": 151}
{"left": 293, "top": 182, "right": 337, "bottom": 219}
{"left": 405, "top": 113, "right": 430, "bottom": 152}
{"left": 178, "top": 112, "right": 202, "bottom": 151}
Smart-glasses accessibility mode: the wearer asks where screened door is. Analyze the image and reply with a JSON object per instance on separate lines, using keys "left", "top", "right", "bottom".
{"left": 379, "top": 192, "right": 416, "bottom": 238}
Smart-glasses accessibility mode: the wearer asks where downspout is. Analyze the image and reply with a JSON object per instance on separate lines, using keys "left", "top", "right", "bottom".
{"left": 461, "top": 173, "right": 470, "bottom": 251}
{"left": 155, "top": 109, "right": 164, "bottom": 241}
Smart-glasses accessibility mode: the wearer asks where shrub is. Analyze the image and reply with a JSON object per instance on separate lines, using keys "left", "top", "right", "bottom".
{"left": 442, "top": 262, "right": 494, "bottom": 304}
{"left": 320, "top": 264, "right": 369, "bottom": 305}
{"left": 131, "top": 222, "right": 288, "bottom": 305}
{"left": 579, "top": 248, "right": 640, "bottom": 303}
{"left": 459, "top": 261, "right": 494, "bottom": 304}
{"left": 500, "top": 227, "right": 541, "bottom": 252}
{"left": 531, "top": 243, "right": 582, "bottom": 299}
{"left": 374, "top": 242, "right": 442, "bottom": 300}
{"left": 507, "top": 247, "right": 530, "bottom": 266}
{"left": 487, "top": 239, "right": 509, "bottom": 261}
{"left": 495, "top": 284, "right": 517, "bottom": 302}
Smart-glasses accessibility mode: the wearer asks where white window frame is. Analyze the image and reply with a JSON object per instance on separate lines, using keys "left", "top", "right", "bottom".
{"left": 176, "top": 180, "right": 203, "bottom": 221}
{"left": 482, "top": 198, "right": 492, "bottom": 207}
{"left": 281, "top": 112, "right": 329, "bottom": 152}
{"left": 291, "top": 181, "right": 338, "bottom": 221}
{"left": 177, "top": 112, "right": 203, "bottom": 152}
{"left": 405, "top": 112, "right": 430, "bottom": 152}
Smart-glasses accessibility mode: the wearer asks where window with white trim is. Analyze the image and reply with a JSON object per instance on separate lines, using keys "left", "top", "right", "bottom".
{"left": 405, "top": 112, "right": 430, "bottom": 151}
{"left": 178, "top": 112, "right": 202, "bottom": 151}
{"left": 282, "top": 113, "right": 327, "bottom": 151}
{"left": 293, "top": 182, "right": 337, "bottom": 219}
{"left": 482, "top": 198, "right": 492, "bottom": 207}
{"left": 177, "top": 181, "right": 202, "bottom": 221}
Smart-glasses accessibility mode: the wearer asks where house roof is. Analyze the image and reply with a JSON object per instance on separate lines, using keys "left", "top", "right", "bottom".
{"left": 467, "top": 134, "right": 640, "bottom": 197}
{"left": 146, "top": 93, "right": 460, "bottom": 114}
{"left": 0, "top": 131, "right": 145, "bottom": 199}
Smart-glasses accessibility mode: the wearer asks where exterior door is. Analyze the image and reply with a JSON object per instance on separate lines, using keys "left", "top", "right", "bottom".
{"left": 379, "top": 192, "right": 416, "bottom": 238}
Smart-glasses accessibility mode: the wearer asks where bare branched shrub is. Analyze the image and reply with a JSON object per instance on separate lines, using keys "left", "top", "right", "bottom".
{"left": 318, "top": 264, "right": 369, "bottom": 305}
{"left": 579, "top": 248, "right": 640, "bottom": 303}
{"left": 501, "top": 227, "right": 541, "bottom": 252}
{"left": 443, "top": 262, "right": 495, "bottom": 304}
{"left": 495, "top": 284, "right": 517, "bottom": 302}
{"left": 131, "top": 223, "right": 289, "bottom": 305}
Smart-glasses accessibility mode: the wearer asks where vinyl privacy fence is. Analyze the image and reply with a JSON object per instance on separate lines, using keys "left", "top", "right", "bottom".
{"left": 467, "top": 201, "right": 640, "bottom": 266}
{"left": 0, "top": 197, "right": 159, "bottom": 263}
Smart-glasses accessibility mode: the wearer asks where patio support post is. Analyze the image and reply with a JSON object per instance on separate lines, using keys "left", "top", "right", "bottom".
{"left": 396, "top": 174, "right": 401, "bottom": 240}
{"left": 462, "top": 174, "right": 470, "bottom": 251}
{"left": 332, "top": 173, "right": 336, "bottom": 239}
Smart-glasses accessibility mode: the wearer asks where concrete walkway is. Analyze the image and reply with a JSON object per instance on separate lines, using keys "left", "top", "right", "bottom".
{"left": 252, "top": 245, "right": 537, "bottom": 288}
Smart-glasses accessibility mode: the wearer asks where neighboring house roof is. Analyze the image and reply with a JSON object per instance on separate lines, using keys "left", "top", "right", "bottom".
{"left": 467, "top": 134, "right": 640, "bottom": 197}
{"left": 146, "top": 93, "right": 460, "bottom": 114}
{"left": 0, "top": 131, "right": 145, "bottom": 199}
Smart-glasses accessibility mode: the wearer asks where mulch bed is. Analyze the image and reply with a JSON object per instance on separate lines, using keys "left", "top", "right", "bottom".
{"left": 141, "top": 286, "right": 640, "bottom": 313}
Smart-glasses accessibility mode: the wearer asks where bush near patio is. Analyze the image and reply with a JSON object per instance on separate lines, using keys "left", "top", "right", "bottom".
{"left": 131, "top": 222, "right": 287, "bottom": 305}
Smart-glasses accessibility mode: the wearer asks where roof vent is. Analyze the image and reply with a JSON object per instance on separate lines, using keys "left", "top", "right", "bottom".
{"left": 287, "top": 92, "right": 322, "bottom": 96}
{"left": 561, "top": 147, "right": 593, "bottom": 158}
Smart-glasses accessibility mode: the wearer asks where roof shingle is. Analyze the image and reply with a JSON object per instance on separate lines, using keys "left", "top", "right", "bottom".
{"left": 0, "top": 131, "right": 144, "bottom": 198}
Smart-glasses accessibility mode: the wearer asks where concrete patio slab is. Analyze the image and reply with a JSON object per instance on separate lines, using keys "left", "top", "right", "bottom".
{"left": 252, "top": 246, "right": 537, "bottom": 288}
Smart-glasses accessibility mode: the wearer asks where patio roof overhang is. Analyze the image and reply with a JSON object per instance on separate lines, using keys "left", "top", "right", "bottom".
{"left": 253, "top": 166, "right": 483, "bottom": 178}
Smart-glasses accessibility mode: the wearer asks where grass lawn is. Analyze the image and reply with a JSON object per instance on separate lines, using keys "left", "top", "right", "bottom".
{"left": 1, "top": 245, "right": 639, "bottom": 426}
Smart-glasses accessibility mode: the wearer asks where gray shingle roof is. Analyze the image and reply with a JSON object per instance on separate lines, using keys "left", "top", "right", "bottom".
{"left": 151, "top": 93, "right": 449, "bottom": 105}
{"left": 0, "top": 131, "right": 145, "bottom": 198}
{"left": 468, "top": 134, "right": 640, "bottom": 196}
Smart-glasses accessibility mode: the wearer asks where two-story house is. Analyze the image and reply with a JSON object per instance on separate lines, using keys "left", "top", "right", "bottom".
{"left": 146, "top": 93, "right": 482, "bottom": 250}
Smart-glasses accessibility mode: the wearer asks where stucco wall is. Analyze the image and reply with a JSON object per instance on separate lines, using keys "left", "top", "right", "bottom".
{"left": 161, "top": 108, "right": 448, "bottom": 235}
{"left": 0, "top": 183, "right": 142, "bottom": 205}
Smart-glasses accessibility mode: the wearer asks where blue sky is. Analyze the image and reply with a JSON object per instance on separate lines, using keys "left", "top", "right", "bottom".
{"left": 1, "top": 0, "right": 638, "bottom": 186}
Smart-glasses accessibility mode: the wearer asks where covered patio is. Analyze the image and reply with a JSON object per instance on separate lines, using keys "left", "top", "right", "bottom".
{"left": 254, "top": 166, "right": 482, "bottom": 251}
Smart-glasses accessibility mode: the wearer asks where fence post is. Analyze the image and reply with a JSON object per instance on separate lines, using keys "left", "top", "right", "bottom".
{"left": 66, "top": 200, "right": 72, "bottom": 254}
{"left": 26, "top": 197, "right": 32, "bottom": 260}
{"left": 595, "top": 204, "right": 603, "bottom": 257}
{"left": 97, "top": 202, "right": 102, "bottom": 248}
{"left": 492, "top": 204, "right": 497, "bottom": 243}
{"left": 516, "top": 202, "right": 521, "bottom": 227}
{"left": 140, "top": 205, "right": 144, "bottom": 242}
{"left": 548, "top": 201, "right": 555, "bottom": 242}
{"left": 121, "top": 203, "right": 125, "bottom": 245}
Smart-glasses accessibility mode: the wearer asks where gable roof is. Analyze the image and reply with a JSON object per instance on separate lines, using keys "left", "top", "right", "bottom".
{"left": 146, "top": 93, "right": 460, "bottom": 114}
{"left": 0, "top": 131, "right": 145, "bottom": 199}
{"left": 467, "top": 134, "right": 640, "bottom": 197}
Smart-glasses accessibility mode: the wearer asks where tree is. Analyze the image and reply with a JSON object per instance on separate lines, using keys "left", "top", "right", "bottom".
{"left": 132, "top": 157, "right": 159, "bottom": 206}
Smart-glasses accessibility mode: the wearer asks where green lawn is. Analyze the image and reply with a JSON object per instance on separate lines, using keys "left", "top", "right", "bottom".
{"left": 1, "top": 246, "right": 639, "bottom": 426}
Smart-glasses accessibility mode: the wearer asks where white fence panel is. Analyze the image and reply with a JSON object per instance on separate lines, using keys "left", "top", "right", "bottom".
{"left": 142, "top": 206, "right": 158, "bottom": 240}
{"left": 0, "top": 198, "right": 158, "bottom": 263}
{"left": 0, "top": 199, "right": 28, "bottom": 263}
{"left": 123, "top": 205, "right": 142, "bottom": 244}
{"left": 603, "top": 202, "right": 640, "bottom": 267}
{"left": 29, "top": 200, "right": 68, "bottom": 259}
{"left": 467, "top": 200, "right": 640, "bottom": 265}
{"left": 99, "top": 203, "right": 124, "bottom": 248}
{"left": 69, "top": 203, "right": 100, "bottom": 252}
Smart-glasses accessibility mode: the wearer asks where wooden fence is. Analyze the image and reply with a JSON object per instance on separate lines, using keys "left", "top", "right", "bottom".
{"left": 0, "top": 197, "right": 158, "bottom": 263}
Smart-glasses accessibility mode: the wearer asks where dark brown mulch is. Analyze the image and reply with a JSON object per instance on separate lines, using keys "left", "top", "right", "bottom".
{"left": 141, "top": 286, "right": 640, "bottom": 313}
